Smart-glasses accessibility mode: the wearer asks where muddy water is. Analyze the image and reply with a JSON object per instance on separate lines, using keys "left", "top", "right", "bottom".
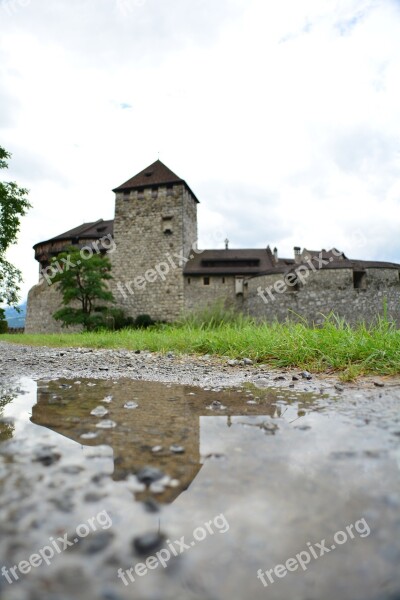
{"left": 0, "top": 378, "right": 399, "bottom": 600}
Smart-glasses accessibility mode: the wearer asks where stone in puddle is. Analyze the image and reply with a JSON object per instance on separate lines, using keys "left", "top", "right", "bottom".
{"left": 143, "top": 498, "right": 161, "bottom": 513}
{"left": 80, "top": 432, "right": 98, "bottom": 440}
{"left": 170, "top": 445, "right": 185, "bottom": 454}
{"left": 207, "top": 400, "right": 227, "bottom": 410}
{"left": 124, "top": 401, "right": 139, "bottom": 409}
{"left": 261, "top": 421, "right": 279, "bottom": 434}
{"left": 91, "top": 406, "right": 109, "bottom": 417}
{"left": 33, "top": 447, "right": 61, "bottom": 467}
{"left": 96, "top": 420, "right": 117, "bottom": 429}
{"left": 102, "top": 396, "right": 113, "bottom": 403}
{"left": 152, "top": 446, "right": 163, "bottom": 453}
{"left": 133, "top": 532, "right": 166, "bottom": 556}
{"left": 136, "top": 466, "right": 165, "bottom": 485}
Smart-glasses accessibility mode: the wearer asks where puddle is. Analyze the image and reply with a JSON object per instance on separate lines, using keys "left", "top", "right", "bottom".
{"left": 1, "top": 379, "right": 324, "bottom": 503}
{"left": 0, "top": 378, "right": 399, "bottom": 600}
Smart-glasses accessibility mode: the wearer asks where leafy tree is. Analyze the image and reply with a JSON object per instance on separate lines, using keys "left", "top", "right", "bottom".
{"left": 0, "top": 307, "right": 8, "bottom": 333}
{"left": 0, "top": 146, "right": 31, "bottom": 306}
{"left": 52, "top": 247, "right": 115, "bottom": 331}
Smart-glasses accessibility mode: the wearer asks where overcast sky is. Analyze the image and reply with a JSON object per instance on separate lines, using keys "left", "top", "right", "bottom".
{"left": 1, "top": 0, "right": 400, "bottom": 301}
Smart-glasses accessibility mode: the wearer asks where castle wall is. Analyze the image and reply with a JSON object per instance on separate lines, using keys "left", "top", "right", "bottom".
{"left": 25, "top": 281, "right": 82, "bottom": 334}
{"left": 244, "top": 267, "right": 400, "bottom": 325}
{"left": 184, "top": 275, "right": 238, "bottom": 313}
{"left": 110, "top": 184, "right": 198, "bottom": 322}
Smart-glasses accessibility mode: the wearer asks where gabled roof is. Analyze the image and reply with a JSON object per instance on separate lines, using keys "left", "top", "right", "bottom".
{"left": 184, "top": 249, "right": 278, "bottom": 275}
{"left": 33, "top": 219, "right": 114, "bottom": 249}
{"left": 113, "top": 159, "right": 200, "bottom": 203}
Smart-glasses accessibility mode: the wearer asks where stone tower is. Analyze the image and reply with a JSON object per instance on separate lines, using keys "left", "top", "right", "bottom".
{"left": 110, "top": 160, "right": 199, "bottom": 321}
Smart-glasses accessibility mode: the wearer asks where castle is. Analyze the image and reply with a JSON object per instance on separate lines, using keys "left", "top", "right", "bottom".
{"left": 25, "top": 160, "right": 400, "bottom": 333}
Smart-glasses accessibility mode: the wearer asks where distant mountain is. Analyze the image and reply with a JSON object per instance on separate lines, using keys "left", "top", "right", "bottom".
{"left": 4, "top": 301, "right": 27, "bottom": 328}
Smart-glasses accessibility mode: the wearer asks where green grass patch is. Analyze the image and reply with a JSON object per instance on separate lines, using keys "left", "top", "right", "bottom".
{"left": 2, "top": 314, "right": 400, "bottom": 379}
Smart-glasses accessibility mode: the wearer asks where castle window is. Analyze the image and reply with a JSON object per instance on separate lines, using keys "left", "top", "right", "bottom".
{"left": 353, "top": 271, "right": 367, "bottom": 290}
{"left": 164, "top": 229, "right": 173, "bottom": 236}
{"left": 137, "top": 187, "right": 145, "bottom": 199}
{"left": 203, "top": 277, "right": 210, "bottom": 285}
{"left": 187, "top": 278, "right": 191, "bottom": 284}
{"left": 152, "top": 187, "right": 158, "bottom": 198}
{"left": 222, "top": 277, "right": 225, "bottom": 283}
{"left": 123, "top": 190, "right": 130, "bottom": 197}
{"left": 167, "top": 184, "right": 173, "bottom": 196}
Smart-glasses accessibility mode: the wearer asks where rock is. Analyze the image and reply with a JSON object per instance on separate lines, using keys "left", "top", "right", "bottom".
{"left": 151, "top": 446, "right": 163, "bottom": 453}
{"left": 292, "top": 376, "right": 299, "bottom": 381}
{"left": 133, "top": 532, "right": 165, "bottom": 556}
{"left": 274, "top": 376, "right": 285, "bottom": 381}
{"left": 261, "top": 421, "right": 279, "bottom": 434}
{"left": 243, "top": 358, "right": 253, "bottom": 365}
{"left": 166, "top": 352, "right": 175, "bottom": 359}
{"left": 75, "top": 531, "right": 114, "bottom": 554}
{"left": 207, "top": 400, "right": 227, "bottom": 410}
{"left": 227, "top": 359, "right": 238, "bottom": 367}
{"left": 136, "top": 466, "right": 165, "bottom": 485}
{"left": 102, "top": 396, "right": 113, "bottom": 403}
{"left": 91, "top": 406, "right": 109, "bottom": 417}
{"left": 95, "top": 420, "right": 117, "bottom": 429}
{"left": 33, "top": 447, "right": 61, "bottom": 467}
{"left": 124, "top": 401, "right": 139, "bottom": 409}
{"left": 373, "top": 381, "right": 385, "bottom": 387}
{"left": 80, "top": 432, "right": 99, "bottom": 440}
{"left": 143, "top": 498, "right": 161, "bottom": 513}
{"left": 300, "top": 371, "right": 312, "bottom": 380}
{"left": 335, "top": 384, "right": 344, "bottom": 392}
{"left": 134, "top": 350, "right": 141, "bottom": 354}
{"left": 99, "top": 367, "right": 109, "bottom": 371}
{"left": 170, "top": 445, "right": 185, "bottom": 454}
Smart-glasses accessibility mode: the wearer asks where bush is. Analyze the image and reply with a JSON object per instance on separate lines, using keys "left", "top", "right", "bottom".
{"left": 0, "top": 308, "right": 8, "bottom": 334}
{"left": 134, "top": 314, "right": 155, "bottom": 329}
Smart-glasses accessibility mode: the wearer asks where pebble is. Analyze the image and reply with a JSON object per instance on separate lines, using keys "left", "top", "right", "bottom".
{"left": 96, "top": 420, "right": 117, "bottom": 429}
{"left": 102, "top": 396, "right": 113, "bottom": 403}
{"left": 124, "top": 401, "right": 139, "bottom": 409}
{"left": 33, "top": 447, "right": 61, "bottom": 467}
{"left": 80, "top": 432, "right": 99, "bottom": 440}
{"left": 335, "top": 384, "right": 344, "bottom": 392}
{"left": 243, "top": 358, "right": 253, "bottom": 365}
{"left": 374, "top": 381, "right": 385, "bottom": 387}
{"left": 91, "top": 406, "right": 109, "bottom": 417}
{"left": 170, "top": 445, "right": 185, "bottom": 454}
{"left": 75, "top": 531, "right": 114, "bottom": 554}
{"left": 133, "top": 532, "right": 166, "bottom": 556}
{"left": 136, "top": 466, "right": 165, "bottom": 485}
{"left": 207, "top": 400, "right": 227, "bottom": 410}
{"left": 300, "top": 371, "right": 312, "bottom": 380}
{"left": 151, "top": 446, "right": 163, "bottom": 453}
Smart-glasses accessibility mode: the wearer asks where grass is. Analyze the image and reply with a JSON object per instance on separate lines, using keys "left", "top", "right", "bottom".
{"left": 2, "top": 312, "right": 400, "bottom": 380}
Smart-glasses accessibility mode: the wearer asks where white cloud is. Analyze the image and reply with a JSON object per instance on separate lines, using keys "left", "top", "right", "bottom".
{"left": 1, "top": 0, "right": 400, "bottom": 301}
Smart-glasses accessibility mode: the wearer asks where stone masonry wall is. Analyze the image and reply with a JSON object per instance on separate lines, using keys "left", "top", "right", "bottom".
{"left": 184, "top": 275, "right": 240, "bottom": 314}
{"left": 110, "top": 184, "right": 198, "bottom": 322}
{"left": 25, "top": 281, "right": 82, "bottom": 334}
{"left": 244, "top": 268, "right": 400, "bottom": 325}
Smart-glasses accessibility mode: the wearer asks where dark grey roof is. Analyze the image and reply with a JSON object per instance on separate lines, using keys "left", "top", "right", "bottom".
{"left": 112, "top": 159, "right": 199, "bottom": 203}
{"left": 33, "top": 219, "right": 114, "bottom": 249}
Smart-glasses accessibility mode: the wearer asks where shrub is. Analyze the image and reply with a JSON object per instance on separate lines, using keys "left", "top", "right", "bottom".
{"left": 0, "top": 308, "right": 8, "bottom": 334}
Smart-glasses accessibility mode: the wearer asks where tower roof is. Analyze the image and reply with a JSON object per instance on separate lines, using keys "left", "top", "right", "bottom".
{"left": 112, "top": 159, "right": 199, "bottom": 202}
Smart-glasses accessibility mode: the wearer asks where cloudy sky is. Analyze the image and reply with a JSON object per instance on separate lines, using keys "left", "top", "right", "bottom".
{"left": 1, "top": 0, "right": 400, "bottom": 301}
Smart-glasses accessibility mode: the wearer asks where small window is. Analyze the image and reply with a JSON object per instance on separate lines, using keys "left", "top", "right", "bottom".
{"left": 167, "top": 184, "right": 173, "bottom": 196}
{"left": 123, "top": 190, "right": 130, "bottom": 196}
{"left": 164, "top": 229, "right": 173, "bottom": 236}
{"left": 145, "top": 171, "right": 153, "bottom": 178}
{"left": 353, "top": 271, "right": 367, "bottom": 290}
{"left": 151, "top": 187, "right": 158, "bottom": 198}
{"left": 222, "top": 277, "right": 225, "bottom": 283}
{"left": 187, "top": 278, "right": 191, "bottom": 284}
{"left": 203, "top": 277, "right": 210, "bottom": 285}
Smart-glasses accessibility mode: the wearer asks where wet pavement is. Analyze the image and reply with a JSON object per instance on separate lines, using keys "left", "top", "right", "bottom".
{"left": 0, "top": 371, "right": 399, "bottom": 600}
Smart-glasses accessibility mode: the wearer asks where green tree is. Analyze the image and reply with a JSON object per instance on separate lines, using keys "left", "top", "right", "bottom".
{"left": 0, "top": 146, "right": 31, "bottom": 306}
{"left": 52, "top": 247, "right": 115, "bottom": 331}
{"left": 0, "top": 307, "right": 8, "bottom": 333}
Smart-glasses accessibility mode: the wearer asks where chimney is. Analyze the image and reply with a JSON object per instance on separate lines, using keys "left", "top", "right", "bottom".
{"left": 294, "top": 246, "right": 301, "bottom": 264}
{"left": 273, "top": 247, "right": 278, "bottom": 262}
{"left": 225, "top": 238, "right": 229, "bottom": 250}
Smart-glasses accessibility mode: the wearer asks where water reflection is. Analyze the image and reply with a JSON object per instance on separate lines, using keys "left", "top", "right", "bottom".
{"left": 30, "top": 379, "right": 320, "bottom": 503}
